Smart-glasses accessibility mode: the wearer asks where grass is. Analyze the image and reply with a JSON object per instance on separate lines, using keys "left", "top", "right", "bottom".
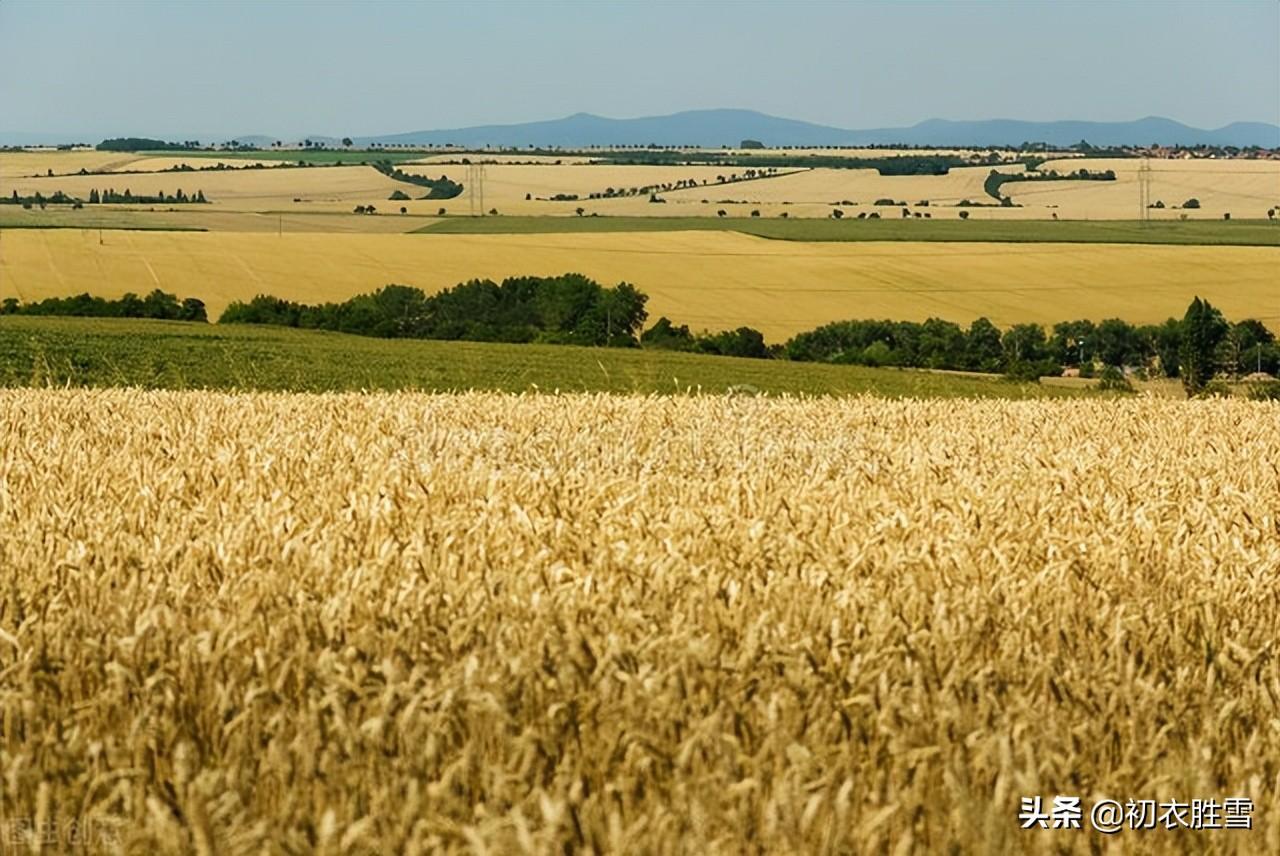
{"left": 0, "top": 316, "right": 1088, "bottom": 398}
{"left": 416, "top": 215, "right": 1280, "bottom": 246}
{"left": 145, "top": 148, "right": 426, "bottom": 165}
{"left": 0, "top": 208, "right": 207, "bottom": 230}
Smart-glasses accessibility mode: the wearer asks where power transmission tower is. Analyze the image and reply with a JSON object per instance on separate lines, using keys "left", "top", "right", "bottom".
{"left": 1138, "top": 157, "right": 1152, "bottom": 224}
{"left": 467, "top": 162, "right": 486, "bottom": 216}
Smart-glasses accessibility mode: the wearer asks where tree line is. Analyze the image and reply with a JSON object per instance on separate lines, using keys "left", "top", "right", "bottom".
{"left": 219, "top": 275, "right": 648, "bottom": 346}
{"left": 87, "top": 188, "right": 208, "bottom": 204}
{"left": 96, "top": 138, "right": 203, "bottom": 152}
{"left": 783, "top": 299, "right": 1276, "bottom": 394}
{"left": 5, "top": 276, "right": 1274, "bottom": 395}
{"left": 1, "top": 290, "right": 207, "bottom": 322}
{"left": 368, "top": 162, "right": 464, "bottom": 199}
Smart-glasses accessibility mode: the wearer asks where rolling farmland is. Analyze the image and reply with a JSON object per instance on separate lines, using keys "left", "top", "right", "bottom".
{"left": 0, "top": 316, "right": 1087, "bottom": 397}
{"left": 2, "top": 229, "right": 1277, "bottom": 339}
{"left": 1, "top": 389, "right": 1276, "bottom": 852}
{"left": 4, "top": 150, "right": 1277, "bottom": 220}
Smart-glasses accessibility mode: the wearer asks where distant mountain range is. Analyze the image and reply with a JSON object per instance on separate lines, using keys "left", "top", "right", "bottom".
{"left": 348, "top": 110, "right": 1280, "bottom": 149}
{"left": 5, "top": 110, "right": 1278, "bottom": 149}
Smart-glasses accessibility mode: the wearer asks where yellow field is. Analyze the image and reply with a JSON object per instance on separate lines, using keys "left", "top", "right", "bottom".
{"left": 6, "top": 152, "right": 1276, "bottom": 220}
{"left": 2, "top": 389, "right": 1276, "bottom": 853}
{"left": 394, "top": 163, "right": 752, "bottom": 212}
{"left": 2, "top": 229, "right": 1276, "bottom": 337}
{"left": 0, "top": 150, "right": 146, "bottom": 179}
{"left": 1005, "top": 158, "right": 1280, "bottom": 220}
{"left": 6, "top": 165, "right": 416, "bottom": 211}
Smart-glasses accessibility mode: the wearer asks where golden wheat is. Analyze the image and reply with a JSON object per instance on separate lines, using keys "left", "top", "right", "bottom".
{"left": 3, "top": 230, "right": 1278, "bottom": 340}
{"left": 0, "top": 389, "right": 1277, "bottom": 854}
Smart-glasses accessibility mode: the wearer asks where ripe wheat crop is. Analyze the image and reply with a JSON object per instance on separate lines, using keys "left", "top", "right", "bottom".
{"left": 3, "top": 230, "right": 1278, "bottom": 339}
{"left": 1, "top": 389, "right": 1277, "bottom": 854}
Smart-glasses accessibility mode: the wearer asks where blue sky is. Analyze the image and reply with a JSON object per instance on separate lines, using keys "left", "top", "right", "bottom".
{"left": 1, "top": 0, "right": 1276, "bottom": 139}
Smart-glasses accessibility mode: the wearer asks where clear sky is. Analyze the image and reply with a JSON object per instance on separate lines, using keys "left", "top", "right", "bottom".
{"left": 1, "top": 0, "right": 1276, "bottom": 139}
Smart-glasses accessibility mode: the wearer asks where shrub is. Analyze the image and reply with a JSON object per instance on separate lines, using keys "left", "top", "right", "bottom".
{"left": 1097, "top": 365, "right": 1134, "bottom": 393}
{"left": 1245, "top": 380, "right": 1280, "bottom": 401}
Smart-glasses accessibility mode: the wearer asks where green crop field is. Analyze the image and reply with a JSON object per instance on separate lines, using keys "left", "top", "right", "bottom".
{"left": 0, "top": 316, "right": 1093, "bottom": 398}
{"left": 0, "top": 208, "right": 208, "bottom": 230}
{"left": 143, "top": 148, "right": 426, "bottom": 165}
{"left": 417, "top": 215, "right": 1280, "bottom": 246}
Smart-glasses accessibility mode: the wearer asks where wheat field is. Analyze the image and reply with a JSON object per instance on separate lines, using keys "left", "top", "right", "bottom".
{"left": 0, "top": 389, "right": 1275, "bottom": 854}
{"left": 7, "top": 165, "right": 414, "bottom": 211}
{"left": 1004, "top": 159, "right": 1280, "bottom": 220}
{"left": 2, "top": 229, "right": 1277, "bottom": 338}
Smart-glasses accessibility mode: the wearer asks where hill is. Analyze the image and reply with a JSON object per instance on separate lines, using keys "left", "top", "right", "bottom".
{"left": 7, "top": 112, "right": 1278, "bottom": 149}
{"left": 357, "top": 109, "right": 1280, "bottom": 149}
{"left": 0, "top": 316, "right": 1083, "bottom": 398}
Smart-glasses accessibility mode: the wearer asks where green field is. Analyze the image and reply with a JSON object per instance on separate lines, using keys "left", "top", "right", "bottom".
{"left": 0, "top": 208, "right": 208, "bottom": 230}
{"left": 0, "top": 316, "right": 1092, "bottom": 398}
{"left": 417, "top": 215, "right": 1280, "bottom": 246}
{"left": 142, "top": 148, "right": 426, "bottom": 165}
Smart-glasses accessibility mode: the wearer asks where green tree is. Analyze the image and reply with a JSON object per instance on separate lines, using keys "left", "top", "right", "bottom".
{"left": 965, "top": 317, "right": 1003, "bottom": 372}
{"left": 1178, "top": 296, "right": 1228, "bottom": 395}
{"left": 1093, "top": 318, "right": 1141, "bottom": 367}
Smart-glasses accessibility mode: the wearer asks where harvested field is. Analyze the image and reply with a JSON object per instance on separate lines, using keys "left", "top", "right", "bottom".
{"left": 1, "top": 389, "right": 1276, "bottom": 853}
{"left": 5, "top": 165, "right": 419, "bottom": 211}
{"left": 1, "top": 229, "right": 1277, "bottom": 338}
{"left": 392, "top": 163, "right": 770, "bottom": 211}
{"left": 0, "top": 150, "right": 146, "bottom": 179}
{"left": 1004, "top": 158, "right": 1280, "bottom": 219}
{"left": 658, "top": 164, "right": 1020, "bottom": 207}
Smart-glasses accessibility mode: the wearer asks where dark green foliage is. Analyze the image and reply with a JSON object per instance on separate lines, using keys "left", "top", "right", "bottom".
{"left": 1092, "top": 318, "right": 1143, "bottom": 367}
{"left": 1141, "top": 318, "right": 1184, "bottom": 378}
{"left": 220, "top": 274, "right": 648, "bottom": 347}
{"left": 388, "top": 190, "right": 411, "bottom": 201}
{"left": 0, "top": 316, "right": 1092, "bottom": 398}
{"left": 1001, "top": 323, "right": 1049, "bottom": 364}
{"left": 2, "top": 290, "right": 206, "bottom": 322}
{"left": 1245, "top": 380, "right": 1280, "bottom": 401}
{"left": 641, "top": 317, "right": 697, "bottom": 351}
{"left": 1000, "top": 323, "right": 1058, "bottom": 381}
{"left": 1, "top": 191, "right": 83, "bottom": 206}
{"left": 1217, "top": 318, "right": 1280, "bottom": 377}
{"left": 983, "top": 167, "right": 1116, "bottom": 202}
{"left": 1097, "top": 365, "right": 1135, "bottom": 392}
{"left": 97, "top": 138, "right": 195, "bottom": 152}
{"left": 368, "top": 161, "right": 464, "bottom": 199}
{"left": 83, "top": 187, "right": 209, "bottom": 204}
{"left": 1048, "top": 319, "right": 1096, "bottom": 366}
{"left": 696, "top": 327, "right": 770, "bottom": 359}
{"left": 1179, "top": 296, "right": 1228, "bottom": 395}
{"left": 783, "top": 316, "right": 1003, "bottom": 373}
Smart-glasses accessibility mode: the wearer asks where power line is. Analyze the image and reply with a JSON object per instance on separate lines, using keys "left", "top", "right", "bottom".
{"left": 1138, "top": 157, "right": 1152, "bottom": 224}
{"left": 467, "top": 162, "right": 487, "bottom": 217}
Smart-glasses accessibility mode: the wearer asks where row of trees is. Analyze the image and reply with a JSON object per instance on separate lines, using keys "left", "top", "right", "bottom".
{"left": 368, "top": 162, "right": 464, "bottom": 199}
{"left": 641, "top": 317, "right": 772, "bottom": 358}
{"left": 984, "top": 168, "right": 1117, "bottom": 201}
{"left": 4, "top": 190, "right": 82, "bottom": 209}
{"left": 219, "top": 275, "right": 649, "bottom": 346}
{"left": 0, "top": 290, "right": 207, "bottom": 321}
{"left": 8, "top": 279, "right": 1271, "bottom": 395}
{"left": 96, "top": 138, "right": 201, "bottom": 152}
{"left": 85, "top": 188, "right": 208, "bottom": 204}
{"left": 783, "top": 299, "right": 1277, "bottom": 393}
